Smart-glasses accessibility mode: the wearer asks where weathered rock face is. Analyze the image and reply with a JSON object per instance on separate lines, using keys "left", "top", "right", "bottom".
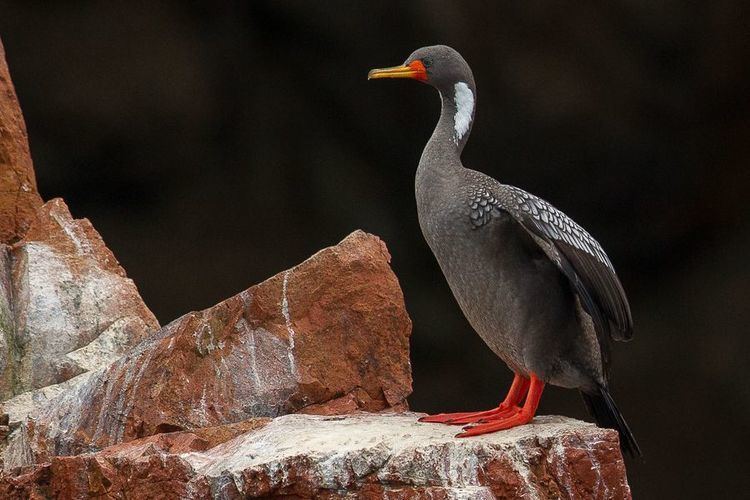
{"left": 4, "top": 231, "right": 413, "bottom": 468}
{"left": 0, "top": 39, "right": 631, "bottom": 499}
{"left": 0, "top": 199, "right": 159, "bottom": 404}
{"left": 0, "top": 420, "right": 266, "bottom": 499}
{"left": 0, "top": 38, "right": 43, "bottom": 245}
{"left": 0, "top": 413, "right": 631, "bottom": 499}
{"left": 0, "top": 35, "right": 158, "bottom": 409}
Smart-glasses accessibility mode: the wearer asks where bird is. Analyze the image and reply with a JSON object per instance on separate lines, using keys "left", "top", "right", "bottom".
{"left": 368, "top": 45, "right": 640, "bottom": 457}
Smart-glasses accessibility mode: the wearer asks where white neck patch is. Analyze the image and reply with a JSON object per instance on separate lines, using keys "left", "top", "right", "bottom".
{"left": 453, "top": 81, "right": 474, "bottom": 143}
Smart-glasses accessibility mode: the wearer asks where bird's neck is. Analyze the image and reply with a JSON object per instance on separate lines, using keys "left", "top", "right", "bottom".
{"left": 417, "top": 81, "right": 476, "bottom": 188}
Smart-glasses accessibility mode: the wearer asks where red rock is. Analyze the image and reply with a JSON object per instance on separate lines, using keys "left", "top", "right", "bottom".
{"left": 0, "top": 40, "right": 633, "bottom": 498}
{"left": 0, "top": 452, "right": 210, "bottom": 500}
{"left": 0, "top": 199, "right": 159, "bottom": 405}
{"left": 4, "top": 231, "right": 412, "bottom": 468}
{"left": 0, "top": 413, "right": 631, "bottom": 499}
{"left": 0, "top": 38, "right": 159, "bottom": 408}
{"left": 0, "top": 420, "right": 268, "bottom": 499}
{"left": 97, "top": 418, "right": 270, "bottom": 457}
{"left": 0, "top": 38, "right": 43, "bottom": 245}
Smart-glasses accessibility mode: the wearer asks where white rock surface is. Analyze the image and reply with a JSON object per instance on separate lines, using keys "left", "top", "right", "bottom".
{"left": 0, "top": 199, "right": 159, "bottom": 408}
{"left": 182, "top": 412, "right": 631, "bottom": 499}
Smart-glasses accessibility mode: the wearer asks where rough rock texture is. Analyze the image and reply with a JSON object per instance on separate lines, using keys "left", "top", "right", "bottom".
{"left": 0, "top": 413, "right": 631, "bottom": 499}
{"left": 0, "top": 199, "right": 159, "bottom": 406}
{"left": 4, "top": 231, "right": 413, "bottom": 469}
{"left": 0, "top": 38, "right": 43, "bottom": 245}
{"left": 0, "top": 40, "right": 631, "bottom": 499}
{"left": 0, "top": 420, "right": 269, "bottom": 500}
{"left": 0, "top": 199, "right": 159, "bottom": 401}
{"left": 0, "top": 40, "right": 160, "bottom": 455}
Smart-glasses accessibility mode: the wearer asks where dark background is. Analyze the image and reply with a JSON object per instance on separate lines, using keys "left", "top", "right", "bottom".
{"left": 1, "top": 1, "right": 748, "bottom": 497}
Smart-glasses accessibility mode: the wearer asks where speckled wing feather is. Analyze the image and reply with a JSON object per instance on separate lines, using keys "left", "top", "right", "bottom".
{"left": 467, "top": 179, "right": 633, "bottom": 342}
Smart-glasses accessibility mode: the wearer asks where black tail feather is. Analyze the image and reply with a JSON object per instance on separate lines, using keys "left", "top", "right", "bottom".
{"left": 581, "top": 387, "right": 642, "bottom": 458}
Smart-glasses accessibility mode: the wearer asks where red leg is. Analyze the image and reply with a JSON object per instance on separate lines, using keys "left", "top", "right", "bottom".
{"left": 456, "top": 373, "right": 545, "bottom": 437}
{"left": 418, "top": 373, "right": 530, "bottom": 425}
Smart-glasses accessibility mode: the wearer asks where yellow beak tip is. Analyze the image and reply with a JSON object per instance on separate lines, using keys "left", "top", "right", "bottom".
{"left": 367, "top": 65, "right": 418, "bottom": 81}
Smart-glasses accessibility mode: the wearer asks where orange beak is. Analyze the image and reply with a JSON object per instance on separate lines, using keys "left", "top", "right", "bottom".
{"left": 368, "top": 60, "right": 427, "bottom": 82}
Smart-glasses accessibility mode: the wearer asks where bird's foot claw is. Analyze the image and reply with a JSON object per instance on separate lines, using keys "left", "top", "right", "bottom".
{"left": 445, "top": 406, "right": 519, "bottom": 425}
{"left": 455, "top": 410, "right": 533, "bottom": 437}
{"left": 419, "top": 413, "right": 474, "bottom": 424}
{"left": 419, "top": 407, "right": 508, "bottom": 425}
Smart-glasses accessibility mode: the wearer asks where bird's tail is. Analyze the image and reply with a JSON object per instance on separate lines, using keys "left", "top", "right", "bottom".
{"left": 581, "top": 387, "right": 642, "bottom": 458}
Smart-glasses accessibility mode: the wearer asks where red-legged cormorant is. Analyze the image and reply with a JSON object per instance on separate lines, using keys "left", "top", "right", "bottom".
{"left": 369, "top": 45, "right": 640, "bottom": 457}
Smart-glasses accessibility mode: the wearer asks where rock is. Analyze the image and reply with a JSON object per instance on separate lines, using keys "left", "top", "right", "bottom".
{"left": 0, "top": 418, "right": 270, "bottom": 499}
{"left": 0, "top": 37, "right": 158, "bottom": 409}
{"left": 4, "top": 231, "right": 412, "bottom": 468}
{"left": 186, "top": 413, "right": 630, "bottom": 499}
{"left": 0, "top": 445, "right": 213, "bottom": 499}
{"left": 0, "top": 39, "right": 632, "bottom": 498}
{"left": 0, "top": 199, "right": 160, "bottom": 407}
{"left": 0, "top": 38, "right": 43, "bottom": 245}
{"left": 0, "top": 413, "right": 631, "bottom": 499}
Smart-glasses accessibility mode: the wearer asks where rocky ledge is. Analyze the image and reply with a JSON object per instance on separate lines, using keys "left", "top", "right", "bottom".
{"left": 0, "top": 37, "right": 631, "bottom": 499}
{"left": 1, "top": 413, "right": 629, "bottom": 499}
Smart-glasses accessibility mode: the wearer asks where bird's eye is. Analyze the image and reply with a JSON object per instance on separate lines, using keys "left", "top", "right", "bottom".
{"left": 422, "top": 58, "right": 433, "bottom": 68}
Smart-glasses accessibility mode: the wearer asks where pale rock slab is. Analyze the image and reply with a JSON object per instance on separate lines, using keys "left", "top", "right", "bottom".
{"left": 0, "top": 413, "right": 631, "bottom": 499}
{"left": 0, "top": 199, "right": 159, "bottom": 406}
{"left": 184, "top": 413, "right": 631, "bottom": 499}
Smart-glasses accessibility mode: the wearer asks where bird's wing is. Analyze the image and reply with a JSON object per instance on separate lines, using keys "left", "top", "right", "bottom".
{"left": 469, "top": 182, "right": 633, "bottom": 341}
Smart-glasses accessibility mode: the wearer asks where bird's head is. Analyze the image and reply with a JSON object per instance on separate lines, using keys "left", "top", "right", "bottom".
{"left": 368, "top": 45, "right": 474, "bottom": 93}
{"left": 369, "top": 45, "right": 476, "bottom": 147}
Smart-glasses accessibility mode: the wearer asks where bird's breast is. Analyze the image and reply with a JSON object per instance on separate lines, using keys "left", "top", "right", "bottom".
{"left": 417, "top": 200, "right": 579, "bottom": 375}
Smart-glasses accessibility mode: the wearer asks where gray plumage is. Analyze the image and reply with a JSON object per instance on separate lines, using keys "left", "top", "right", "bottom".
{"left": 375, "top": 45, "right": 640, "bottom": 456}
